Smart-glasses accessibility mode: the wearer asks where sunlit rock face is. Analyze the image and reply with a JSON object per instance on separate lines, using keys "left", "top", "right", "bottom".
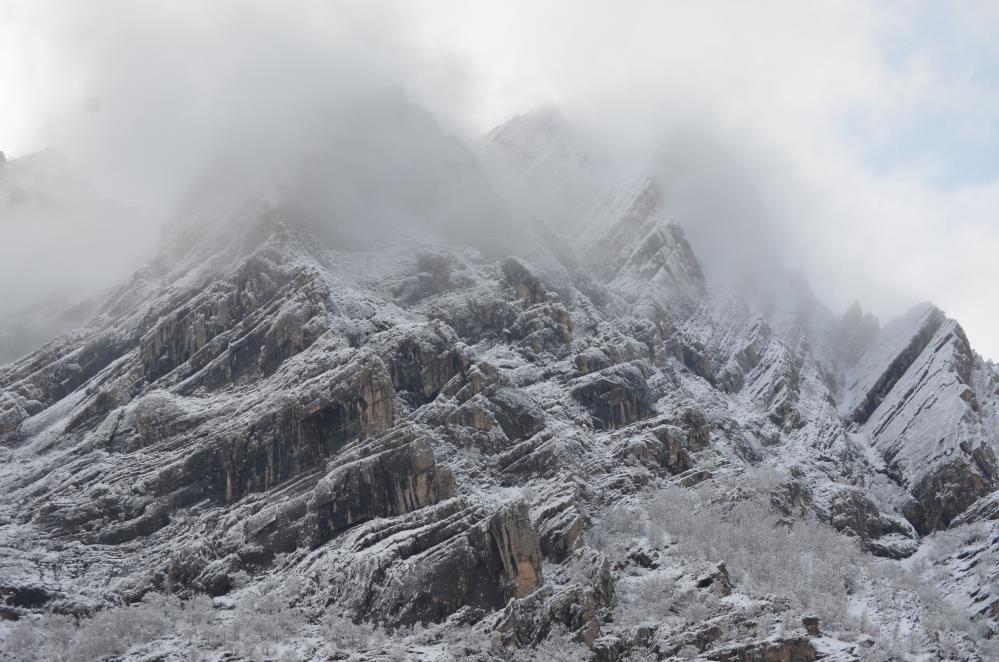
{"left": 1, "top": 107, "right": 998, "bottom": 660}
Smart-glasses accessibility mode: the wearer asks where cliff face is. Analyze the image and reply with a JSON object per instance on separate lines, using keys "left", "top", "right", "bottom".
{"left": 1, "top": 109, "right": 998, "bottom": 660}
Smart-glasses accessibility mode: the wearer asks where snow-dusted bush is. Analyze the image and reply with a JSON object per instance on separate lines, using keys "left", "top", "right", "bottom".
{"left": 76, "top": 593, "right": 179, "bottom": 659}
{"left": 443, "top": 626, "right": 503, "bottom": 657}
{"left": 641, "top": 484, "right": 860, "bottom": 626}
{"left": 1, "top": 617, "right": 43, "bottom": 662}
{"left": 586, "top": 470, "right": 998, "bottom": 658}
{"left": 509, "top": 626, "right": 591, "bottom": 661}
{"left": 2, "top": 594, "right": 184, "bottom": 662}
{"left": 228, "top": 586, "right": 304, "bottom": 659}
{"left": 586, "top": 502, "right": 647, "bottom": 553}
{"left": 322, "top": 612, "right": 385, "bottom": 650}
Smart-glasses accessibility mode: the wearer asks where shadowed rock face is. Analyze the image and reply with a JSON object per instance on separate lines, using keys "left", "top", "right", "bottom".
{"left": 570, "top": 363, "right": 654, "bottom": 429}
{"left": 903, "top": 450, "right": 999, "bottom": 534}
{"left": 388, "top": 325, "right": 470, "bottom": 404}
{"left": 827, "top": 488, "right": 917, "bottom": 559}
{"left": 502, "top": 258, "right": 548, "bottom": 305}
{"left": 221, "top": 358, "right": 396, "bottom": 504}
{"left": 303, "top": 498, "right": 544, "bottom": 627}
{"left": 307, "top": 436, "right": 455, "bottom": 542}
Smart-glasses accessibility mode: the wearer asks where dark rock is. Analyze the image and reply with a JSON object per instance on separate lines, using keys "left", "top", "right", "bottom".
{"left": 332, "top": 500, "right": 544, "bottom": 626}
{"left": 801, "top": 615, "right": 820, "bottom": 637}
{"left": 426, "top": 289, "right": 517, "bottom": 344}
{"left": 625, "top": 545, "right": 661, "bottom": 570}
{"left": 487, "top": 387, "right": 546, "bottom": 441}
{"left": 306, "top": 437, "right": 455, "bottom": 544}
{"left": 385, "top": 323, "right": 469, "bottom": 404}
{"left": 615, "top": 424, "right": 694, "bottom": 475}
{"left": 695, "top": 563, "right": 732, "bottom": 596}
{"left": 532, "top": 480, "right": 585, "bottom": 561}
{"left": 828, "top": 488, "right": 916, "bottom": 558}
{"left": 0, "top": 391, "right": 28, "bottom": 436}
{"left": 570, "top": 363, "right": 654, "bottom": 430}
{"left": 216, "top": 355, "right": 396, "bottom": 505}
{"left": 592, "top": 636, "right": 624, "bottom": 662}
{"left": 510, "top": 302, "right": 573, "bottom": 355}
{"left": 904, "top": 454, "right": 998, "bottom": 534}
{"left": 140, "top": 258, "right": 292, "bottom": 384}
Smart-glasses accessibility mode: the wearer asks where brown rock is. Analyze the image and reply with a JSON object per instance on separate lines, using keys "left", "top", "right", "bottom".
{"left": 801, "top": 615, "right": 820, "bottom": 637}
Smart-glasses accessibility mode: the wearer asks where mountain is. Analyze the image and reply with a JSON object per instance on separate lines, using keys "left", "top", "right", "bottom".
{"left": 1, "top": 106, "right": 997, "bottom": 661}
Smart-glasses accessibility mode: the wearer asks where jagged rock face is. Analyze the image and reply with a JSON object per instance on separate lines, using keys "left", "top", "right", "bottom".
{"left": 903, "top": 451, "right": 998, "bottom": 534}
{"left": 385, "top": 324, "right": 470, "bottom": 404}
{"left": 843, "top": 304, "right": 999, "bottom": 534}
{"left": 610, "top": 411, "right": 711, "bottom": 477}
{"left": 495, "top": 548, "right": 613, "bottom": 647}
{"left": 710, "top": 637, "right": 818, "bottom": 662}
{"left": 0, "top": 224, "right": 568, "bottom": 634}
{"left": 0, "top": 390, "right": 28, "bottom": 435}
{"left": 827, "top": 488, "right": 917, "bottom": 559}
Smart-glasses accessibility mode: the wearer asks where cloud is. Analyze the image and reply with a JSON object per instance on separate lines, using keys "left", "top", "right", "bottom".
{"left": 1, "top": 0, "right": 477, "bottom": 209}
{"left": 0, "top": 0, "right": 488, "bottom": 355}
{"left": 2, "top": 1, "right": 998, "bottom": 359}
{"left": 404, "top": 0, "right": 999, "bottom": 358}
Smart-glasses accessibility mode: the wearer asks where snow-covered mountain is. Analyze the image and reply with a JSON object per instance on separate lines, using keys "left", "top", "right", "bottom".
{"left": 1, "top": 105, "right": 997, "bottom": 661}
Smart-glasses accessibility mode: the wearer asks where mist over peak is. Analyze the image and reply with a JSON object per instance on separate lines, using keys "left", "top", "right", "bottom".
{"left": 5, "top": 1, "right": 997, "bottom": 358}
{"left": 160, "top": 91, "right": 517, "bottom": 261}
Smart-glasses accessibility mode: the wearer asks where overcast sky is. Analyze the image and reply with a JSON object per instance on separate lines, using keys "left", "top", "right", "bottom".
{"left": 2, "top": 1, "right": 998, "bottom": 358}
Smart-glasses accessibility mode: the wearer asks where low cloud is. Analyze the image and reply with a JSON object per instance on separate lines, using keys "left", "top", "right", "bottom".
{"left": 2, "top": 1, "right": 998, "bottom": 358}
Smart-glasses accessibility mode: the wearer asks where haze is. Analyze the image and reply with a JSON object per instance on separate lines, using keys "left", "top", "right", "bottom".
{"left": 1, "top": 0, "right": 998, "bottom": 359}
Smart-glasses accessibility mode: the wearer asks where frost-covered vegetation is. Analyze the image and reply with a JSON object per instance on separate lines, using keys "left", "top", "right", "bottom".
{"left": 3, "top": 471, "right": 995, "bottom": 661}
{"left": 0, "top": 579, "right": 585, "bottom": 661}
{"left": 2, "top": 468, "right": 995, "bottom": 661}
{"left": 588, "top": 469, "right": 995, "bottom": 659}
